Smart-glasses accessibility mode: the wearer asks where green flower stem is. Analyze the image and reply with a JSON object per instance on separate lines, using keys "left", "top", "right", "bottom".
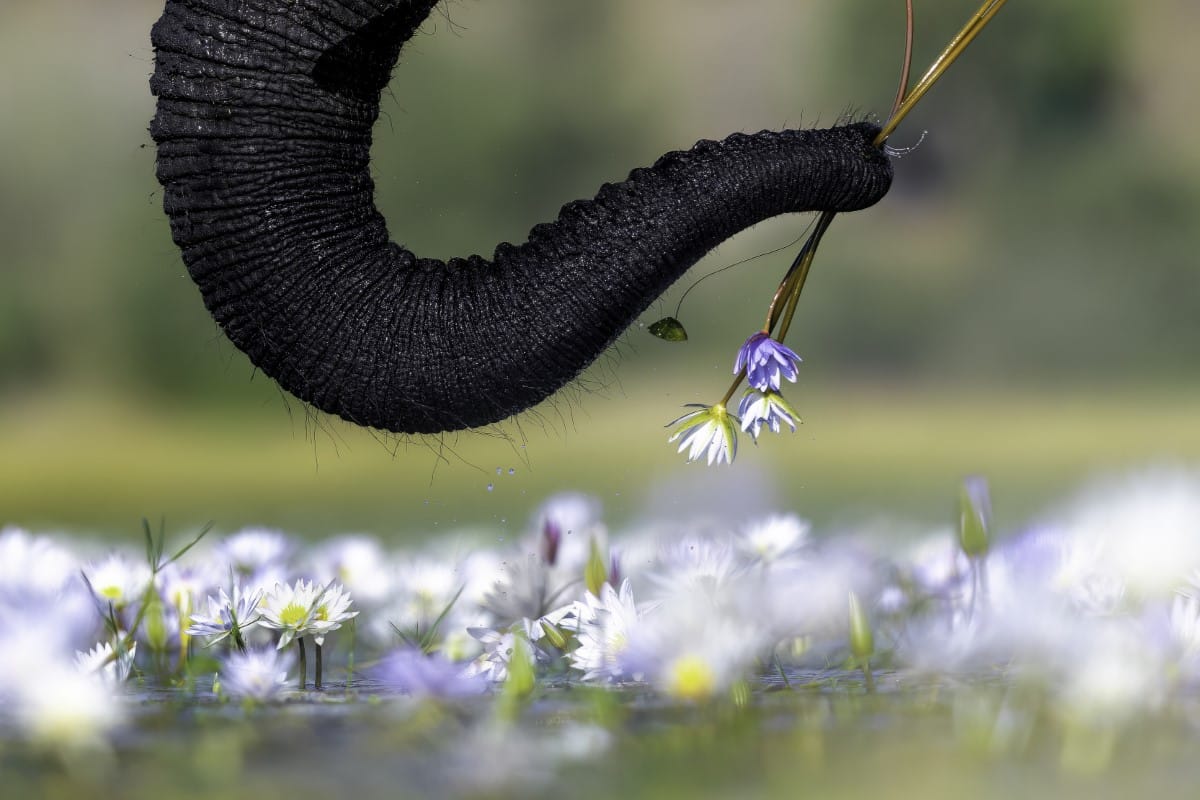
{"left": 315, "top": 642, "right": 323, "bottom": 690}
{"left": 862, "top": 659, "right": 877, "bottom": 693}
{"left": 756, "top": 0, "right": 1008, "bottom": 358}
{"left": 719, "top": 368, "right": 747, "bottom": 407}
{"left": 874, "top": 0, "right": 1011, "bottom": 147}
{"left": 297, "top": 638, "right": 307, "bottom": 691}
{"left": 231, "top": 624, "right": 247, "bottom": 655}
{"left": 772, "top": 211, "right": 836, "bottom": 344}
{"left": 889, "top": 0, "right": 916, "bottom": 122}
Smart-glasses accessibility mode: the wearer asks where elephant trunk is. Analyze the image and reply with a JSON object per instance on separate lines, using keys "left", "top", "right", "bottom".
{"left": 150, "top": 0, "right": 893, "bottom": 434}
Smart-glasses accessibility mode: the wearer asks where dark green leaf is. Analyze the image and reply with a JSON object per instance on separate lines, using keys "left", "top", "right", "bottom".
{"left": 648, "top": 317, "right": 688, "bottom": 342}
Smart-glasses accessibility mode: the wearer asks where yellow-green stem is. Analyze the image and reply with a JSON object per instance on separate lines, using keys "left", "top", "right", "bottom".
{"left": 889, "top": 0, "right": 916, "bottom": 121}
{"left": 720, "top": 369, "right": 746, "bottom": 408}
{"left": 875, "top": 0, "right": 1010, "bottom": 146}
{"left": 297, "top": 637, "right": 307, "bottom": 691}
{"left": 774, "top": 212, "right": 836, "bottom": 343}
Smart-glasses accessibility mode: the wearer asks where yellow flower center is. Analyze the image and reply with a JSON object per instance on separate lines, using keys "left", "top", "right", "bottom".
{"left": 99, "top": 585, "right": 123, "bottom": 602}
{"left": 666, "top": 654, "right": 716, "bottom": 701}
{"left": 278, "top": 602, "right": 308, "bottom": 628}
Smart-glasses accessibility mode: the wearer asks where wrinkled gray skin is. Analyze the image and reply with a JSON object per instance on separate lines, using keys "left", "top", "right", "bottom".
{"left": 150, "top": 0, "right": 893, "bottom": 434}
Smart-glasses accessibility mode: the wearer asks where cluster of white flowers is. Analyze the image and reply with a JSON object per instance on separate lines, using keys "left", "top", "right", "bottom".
{"left": 2, "top": 471, "right": 1200, "bottom": 751}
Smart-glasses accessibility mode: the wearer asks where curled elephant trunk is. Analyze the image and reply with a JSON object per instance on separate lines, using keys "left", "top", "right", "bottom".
{"left": 149, "top": 0, "right": 893, "bottom": 435}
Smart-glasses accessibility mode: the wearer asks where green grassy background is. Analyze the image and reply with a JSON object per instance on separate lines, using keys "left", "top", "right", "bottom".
{"left": 3, "top": 379, "right": 1197, "bottom": 540}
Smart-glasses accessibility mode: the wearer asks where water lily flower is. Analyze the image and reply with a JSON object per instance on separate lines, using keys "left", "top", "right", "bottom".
{"left": 622, "top": 592, "right": 765, "bottom": 702}
{"left": 737, "top": 514, "right": 811, "bottom": 566}
{"left": 215, "top": 528, "right": 293, "bottom": 586}
{"left": 0, "top": 528, "right": 78, "bottom": 600}
{"left": 530, "top": 492, "right": 605, "bottom": 572}
{"left": 482, "top": 554, "right": 563, "bottom": 625}
{"left": 667, "top": 404, "right": 738, "bottom": 466}
{"left": 16, "top": 666, "right": 124, "bottom": 747}
{"left": 220, "top": 647, "right": 293, "bottom": 700}
{"left": 734, "top": 332, "right": 801, "bottom": 392}
{"left": 82, "top": 553, "right": 151, "bottom": 611}
{"left": 307, "top": 536, "right": 394, "bottom": 610}
{"left": 187, "top": 585, "right": 263, "bottom": 650}
{"left": 468, "top": 620, "right": 548, "bottom": 683}
{"left": 736, "top": 389, "right": 800, "bottom": 439}
{"left": 564, "top": 579, "right": 642, "bottom": 683}
{"left": 75, "top": 641, "right": 136, "bottom": 686}
{"left": 259, "top": 579, "right": 358, "bottom": 649}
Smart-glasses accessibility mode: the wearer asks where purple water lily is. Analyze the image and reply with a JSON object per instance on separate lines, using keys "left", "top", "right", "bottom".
{"left": 734, "top": 332, "right": 801, "bottom": 392}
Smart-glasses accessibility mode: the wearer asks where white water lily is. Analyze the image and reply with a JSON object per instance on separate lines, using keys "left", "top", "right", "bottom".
{"left": 259, "top": 579, "right": 357, "bottom": 648}
{"left": 737, "top": 389, "right": 800, "bottom": 439}
{"left": 220, "top": 647, "right": 293, "bottom": 700}
{"left": 75, "top": 641, "right": 136, "bottom": 686}
{"left": 16, "top": 665, "right": 124, "bottom": 747}
{"left": 566, "top": 580, "right": 643, "bottom": 683}
{"left": 737, "top": 514, "right": 811, "bottom": 566}
{"left": 187, "top": 585, "right": 263, "bottom": 648}
{"left": 83, "top": 553, "right": 151, "bottom": 610}
{"left": 0, "top": 528, "right": 77, "bottom": 598}
{"left": 667, "top": 404, "right": 738, "bottom": 466}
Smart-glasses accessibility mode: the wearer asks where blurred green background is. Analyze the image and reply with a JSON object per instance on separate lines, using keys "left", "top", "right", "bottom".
{"left": 0, "top": 0, "right": 1196, "bottom": 540}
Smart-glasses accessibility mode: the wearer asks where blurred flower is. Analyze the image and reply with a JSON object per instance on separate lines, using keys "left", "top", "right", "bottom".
{"left": 1058, "top": 624, "right": 1164, "bottom": 728}
{"left": 372, "top": 647, "right": 486, "bottom": 698}
{"left": 216, "top": 528, "right": 293, "bottom": 582}
{"left": 468, "top": 621, "right": 546, "bottom": 683}
{"left": 647, "top": 535, "right": 741, "bottom": 599}
{"left": 623, "top": 582, "right": 767, "bottom": 701}
{"left": 187, "top": 585, "right": 263, "bottom": 648}
{"left": 83, "top": 553, "right": 151, "bottom": 611}
{"left": 369, "top": 555, "right": 470, "bottom": 651}
{"left": 667, "top": 404, "right": 737, "bottom": 466}
{"left": 566, "top": 580, "right": 643, "bottom": 682}
{"left": 848, "top": 591, "right": 874, "bottom": 661}
{"left": 482, "top": 554, "right": 565, "bottom": 625}
{"left": 734, "top": 332, "right": 801, "bottom": 392}
{"left": 737, "top": 514, "right": 810, "bottom": 566}
{"left": 531, "top": 493, "right": 605, "bottom": 572}
{"left": 959, "top": 476, "right": 993, "bottom": 558}
{"left": 308, "top": 536, "right": 393, "bottom": 609}
{"left": 1055, "top": 471, "right": 1200, "bottom": 600}
{"left": 0, "top": 528, "right": 77, "bottom": 600}
{"left": 737, "top": 389, "right": 799, "bottom": 439}
{"left": 75, "top": 641, "right": 136, "bottom": 686}
{"left": 158, "top": 563, "right": 212, "bottom": 626}
{"left": 220, "top": 647, "right": 293, "bottom": 700}
{"left": 1169, "top": 592, "right": 1200, "bottom": 666}
{"left": 16, "top": 666, "right": 124, "bottom": 747}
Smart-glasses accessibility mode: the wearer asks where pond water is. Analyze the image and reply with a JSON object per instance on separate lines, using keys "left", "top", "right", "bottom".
{"left": 4, "top": 675, "right": 1198, "bottom": 800}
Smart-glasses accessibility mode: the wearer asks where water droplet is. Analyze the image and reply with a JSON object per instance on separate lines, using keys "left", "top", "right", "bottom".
{"left": 487, "top": 483, "right": 494, "bottom": 492}
{"left": 496, "top": 467, "right": 502, "bottom": 475}
{"left": 508, "top": 468, "right": 515, "bottom": 476}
